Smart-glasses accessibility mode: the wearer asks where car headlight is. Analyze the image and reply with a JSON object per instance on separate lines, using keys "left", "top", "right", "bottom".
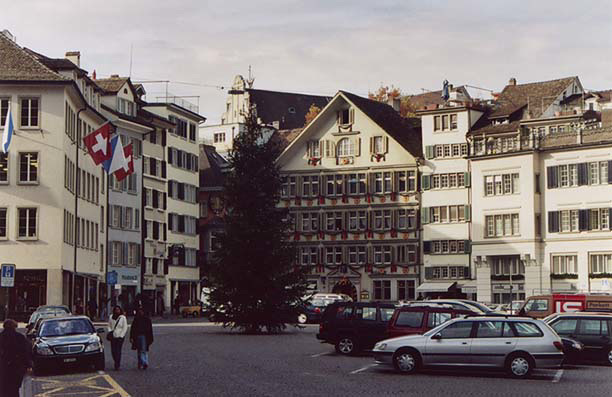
{"left": 374, "top": 342, "right": 387, "bottom": 351}
{"left": 85, "top": 341, "right": 102, "bottom": 352}
{"left": 36, "top": 345, "right": 54, "bottom": 356}
{"left": 572, "top": 342, "right": 583, "bottom": 350}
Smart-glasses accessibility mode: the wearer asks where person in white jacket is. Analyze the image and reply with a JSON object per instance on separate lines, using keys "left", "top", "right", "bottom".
{"left": 108, "top": 306, "right": 128, "bottom": 370}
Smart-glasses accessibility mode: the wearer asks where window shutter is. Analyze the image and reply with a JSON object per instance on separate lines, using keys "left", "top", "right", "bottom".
{"left": 423, "top": 241, "right": 431, "bottom": 254}
{"left": 349, "top": 108, "right": 355, "bottom": 124}
{"left": 548, "top": 211, "right": 560, "bottom": 233}
{"left": 162, "top": 161, "right": 167, "bottom": 178}
{"left": 318, "top": 140, "right": 324, "bottom": 157}
{"left": 168, "top": 180, "right": 174, "bottom": 197}
{"left": 336, "top": 111, "right": 341, "bottom": 125}
{"left": 168, "top": 147, "right": 173, "bottom": 164}
{"left": 354, "top": 137, "right": 361, "bottom": 156}
{"left": 161, "top": 129, "right": 167, "bottom": 147}
{"left": 421, "top": 207, "right": 430, "bottom": 224}
{"left": 464, "top": 266, "right": 471, "bottom": 279}
{"left": 150, "top": 158, "right": 156, "bottom": 176}
{"left": 163, "top": 193, "right": 167, "bottom": 210}
{"left": 464, "top": 172, "right": 471, "bottom": 187}
{"left": 369, "top": 137, "right": 374, "bottom": 155}
{"left": 609, "top": 161, "right": 612, "bottom": 183}
{"left": 384, "top": 137, "right": 389, "bottom": 154}
{"left": 168, "top": 213, "right": 174, "bottom": 230}
{"left": 464, "top": 205, "right": 471, "bottom": 222}
{"left": 547, "top": 166, "right": 558, "bottom": 189}
{"left": 425, "top": 267, "right": 433, "bottom": 279}
{"left": 421, "top": 175, "right": 431, "bottom": 190}
{"left": 579, "top": 209, "right": 588, "bottom": 231}
{"left": 463, "top": 240, "right": 471, "bottom": 254}
{"left": 577, "top": 163, "right": 588, "bottom": 186}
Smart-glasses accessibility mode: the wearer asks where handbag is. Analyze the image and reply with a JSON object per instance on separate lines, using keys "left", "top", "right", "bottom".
{"left": 107, "top": 317, "right": 120, "bottom": 341}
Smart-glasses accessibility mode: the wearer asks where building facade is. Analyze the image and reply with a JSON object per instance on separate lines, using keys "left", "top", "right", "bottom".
{"left": 145, "top": 102, "right": 205, "bottom": 308}
{"left": 277, "top": 91, "right": 422, "bottom": 302}
{"left": 0, "top": 32, "right": 107, "bottom": 317}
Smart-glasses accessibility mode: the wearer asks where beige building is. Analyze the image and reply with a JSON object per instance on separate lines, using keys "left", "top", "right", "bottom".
{"left": 276, "top": 91, "right": 421, "bottom": 302}
{"left": 0, "top": 32, "right": 107, "bottom": 316}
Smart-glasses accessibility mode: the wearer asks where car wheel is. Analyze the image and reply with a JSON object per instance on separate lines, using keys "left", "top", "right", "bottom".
{"left": 506, "top": 353, "right": 533, "bottom": 378}
{"left": 393, "top": 349, "right": 420, "bottom": 374}
{"left": 335, "top": 336, "right": 357, "bottom": 355}
{"left": 606, "top": 348, "right": 612, "bottom": 366}
{"left": 297, "top": 314, "right": 308, "bottom": 324}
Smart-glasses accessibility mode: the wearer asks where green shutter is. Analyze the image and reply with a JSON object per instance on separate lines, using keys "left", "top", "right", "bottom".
{"left": 421, "top": 208, "right": 430, "bottom": 225}
{"left": 464, "top": 205, "right": 471, "bottom": 222}
{"left": 421, "top": 175, "right": 431, "bottom": 190}
{"left": 463, "top": 240, "right": 471, "bottom": 253}
{"left": 464, "top": 172, "right": 471, "bottom": 187}
{"left": 425, "top": 145, "right": 434, "bottom": 159}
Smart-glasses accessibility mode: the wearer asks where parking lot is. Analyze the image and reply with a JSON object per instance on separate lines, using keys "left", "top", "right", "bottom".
{"left": 21, "top": 321, "right": 612, "bottom": 397}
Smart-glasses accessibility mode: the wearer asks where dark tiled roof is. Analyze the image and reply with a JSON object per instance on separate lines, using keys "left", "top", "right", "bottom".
{"left": 406, "top": 86, "right": 470, "bottom": 110}
{"left": 490, "top": 77, "right": 576, "bottom": 119}
{"left": 0, "top": 33, "right": 68, "bottom": 81}
{"left": 199, "top": 144, "right": 228, "bottom": 189}
{"left": 248, "top": 88, "right": 331, "bottom": 130}
{"left": 100, "top": 103, "right": 155, "bottom": 129}
{"left": 269, "top": 128, "right": 303, "bottom": 153}
{"left": 469, "top": 120, "right": 521, "bottom": 136}
{"left": 95, "top": 77, "right": 130, "bottom": 93}
{"left": 340, "top": 91, "right": 422, "bottom": 158}
{"left": 594, "top": 89, "right": 612, "bottom": 103}
{"left": 137, "top": 108, "right": 175, "bottom": 128}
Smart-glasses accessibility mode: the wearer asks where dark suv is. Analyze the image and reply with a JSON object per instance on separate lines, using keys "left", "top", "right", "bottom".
{"left": 317, "top": 302, "right": 396, "bottom": 355}
{"left": 544, "top": 312, "right": 612, "bottom": 365}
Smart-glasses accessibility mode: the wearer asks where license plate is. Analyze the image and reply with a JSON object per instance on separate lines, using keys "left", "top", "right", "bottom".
{"left": 64, "top": 358, "right": 77, "bottom": 363}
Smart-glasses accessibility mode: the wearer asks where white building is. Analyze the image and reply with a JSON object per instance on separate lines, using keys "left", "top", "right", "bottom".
{"left": 0, "top": 32, "right": 107, "bottom": 316}
{"left": 417, "top": 86, "right": 484, "bottom": 299}
{"left": 145, "top": 102, "right": 205, "bottom": 308}
{"left": 277, "top": 91, "right": 421, "bottom": 302}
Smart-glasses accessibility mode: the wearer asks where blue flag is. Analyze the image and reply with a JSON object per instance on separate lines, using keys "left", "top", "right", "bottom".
{"left": 1, "top": 103, "right": 14, "bottom": 153}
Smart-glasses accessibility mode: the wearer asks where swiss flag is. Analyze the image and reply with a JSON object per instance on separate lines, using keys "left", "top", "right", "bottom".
{"left": 83, "top": 122, "right": 113, "bottom": 165}
{"left": 113, "top": 143, "right": 134, "bottom": 182}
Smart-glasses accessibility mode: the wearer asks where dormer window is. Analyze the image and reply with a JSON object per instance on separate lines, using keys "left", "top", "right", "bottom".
{"left": 118, "top": 98, "right": 135, "bottom": 116}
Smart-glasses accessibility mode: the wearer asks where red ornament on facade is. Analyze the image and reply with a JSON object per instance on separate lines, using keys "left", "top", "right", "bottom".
{"left": 391, "top": 192, "right": 397, "bottom": 201}
{"left": 318, "top": 195, "right": 325, "bottom": 205}
{"left": 295, "top": 197, "right": 301, "bottom": 206}
{"left": 391, "top": 265, "right": 397, "bottom": 273}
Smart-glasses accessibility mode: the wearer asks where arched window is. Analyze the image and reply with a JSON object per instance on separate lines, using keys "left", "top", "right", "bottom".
{"left": 337, "top": 138, "right": 354, "bottom": 157}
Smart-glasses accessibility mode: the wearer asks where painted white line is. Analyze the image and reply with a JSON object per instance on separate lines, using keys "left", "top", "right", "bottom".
{"left": 152, "top": 322, "right": 221, "bottom": 327}
{"left": 552, "top": 369, "right": 564, "bottom": 383}
{"left": 350, "top": 363, "right": 378, "bottom": 374}
{"left": 310, "top": 351, "right": 332, "bottom": 358}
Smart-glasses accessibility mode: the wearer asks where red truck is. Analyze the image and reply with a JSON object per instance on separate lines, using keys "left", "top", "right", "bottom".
{"left": 518, "top": 293, "right": 612, "bottom": 318}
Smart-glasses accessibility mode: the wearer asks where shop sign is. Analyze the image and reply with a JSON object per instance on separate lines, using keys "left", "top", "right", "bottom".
{"left": 360, "top": 291, "right": 370, "bottom": 300}
{"left": 1, "top": 264, "right": 15, "bottom": 287}
{"left": 143, "top": 276, "right": 156, "bottom": 290}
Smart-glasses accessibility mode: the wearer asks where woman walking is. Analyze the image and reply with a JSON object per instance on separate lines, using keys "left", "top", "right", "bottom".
{"left": 130, "top": 307, "right": 154, "bottom": 369}
{"left": 108, "top": 306, "right": 128, "bottom": 370}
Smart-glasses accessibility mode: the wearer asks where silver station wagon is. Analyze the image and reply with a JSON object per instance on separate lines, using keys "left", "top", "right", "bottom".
{"left": 372, "top": 316, "right": 564, "bottom": 378}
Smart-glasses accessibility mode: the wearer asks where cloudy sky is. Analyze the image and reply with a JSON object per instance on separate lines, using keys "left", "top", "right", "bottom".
{"left": 4, "top": 0, "right": 612, "bottom": 123}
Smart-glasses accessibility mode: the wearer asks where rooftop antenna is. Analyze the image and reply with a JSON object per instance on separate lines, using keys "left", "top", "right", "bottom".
{"left": 129, "top": 43, "right": 134, "bottom": 77}
{"left": 247, "top": 65, "right": 254, "bottom": 88}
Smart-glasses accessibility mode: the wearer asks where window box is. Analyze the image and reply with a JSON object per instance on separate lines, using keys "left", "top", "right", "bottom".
{"left": 490, "top": 274, "right": 525, "bottom": 281}
{"left": 589, "top": 273, "right": 612, "bottom": 279}
{"left": 551, "top": 273, "right": 578, "bottom": 279}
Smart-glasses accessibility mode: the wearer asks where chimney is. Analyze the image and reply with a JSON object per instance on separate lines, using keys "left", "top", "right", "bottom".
{"left": 509, "top": 77, "right": 517, "bottom": 86}
{"left": 110, "top": 74, "right": 120, "bottom": 78}
{"left": 65, "top": 51, "right": 81, "bottom": 67}
{"left": 388, "top": 96, "right": 401, "bottom": 113}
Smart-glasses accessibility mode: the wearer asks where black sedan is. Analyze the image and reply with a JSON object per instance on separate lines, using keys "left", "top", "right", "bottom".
{"left": 32, "top": 316, "right": 105, "bottom": 375}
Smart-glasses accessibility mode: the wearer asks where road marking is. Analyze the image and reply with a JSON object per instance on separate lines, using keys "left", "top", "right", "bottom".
{"left": 32, "top": 373, "right": 130, "bottom": 397}
{"left": 350, "top": 363, "right": 378, "bottom": 374}
{"left": 552, "top": 369, "right": 564, "bottom": 383}
{"left": 310, "top": 351, "right": 332, "bottom": 358}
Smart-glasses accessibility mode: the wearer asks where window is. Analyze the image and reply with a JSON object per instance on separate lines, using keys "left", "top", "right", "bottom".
{"left": 485, "top": 214, "right": 520, "bottom": 237}
{"left": 590, "top": 253, "right": 612, "bottom": 274}
{"left": 307, "top": 141, "right": 320, "bottom": 158}
{"left": 433, "top": 116, "right": 441, "bottom": 131}
{"left": 484, "top": 172, "right": 519, "bottom": 196}
{"left": 348, "top": 246, "right": 366, "bottom": 264}
{"left": 0, "top": 98, "right": 9, "bottom": 126}
{"left": 373, "top": 136, "right": 385, "bottom": 154}
{"left": 475, "top": 321, "right": 512, "bottom": 338}
{"left": 578, "top": 319, "right": 606, "bottom": 336}
{"left": 18, "top": 152, "right": 38, "bottom": 183}
{"left": 325, "top": 246, "right": 343, "bottom": 265}
{"left": 523, "top": 299, "right": 549, "bottom": 312}
{"left": 357, "top": 307, "right": 377, "bottom": 321}
{"left": 439, "top": 321, "right": 473, "bottom": 338}
{"left": 0, "top": 208, "right": 6, "bottom": 238}
{"left": 337, "top": 138, "right": 354, "bottom": 157}
{"left": 339, "top": 108, "right": 351, "bottom": 125}
{"left": 397, "top": 209, "right": 416, "bottom": 230}
{"left": 347, "top": 173, "right": 366, "bottom": 195}
{"left": 0, "top": 153, "right": 7, "bottom": 183}
{"left": 301, "top": 212, "right": 318, "bottom": 232}
{"left": 442, "top": 115, "right": 449, "bottom": 130}
{"left": 551, "top": 319, "right": 578, "bottom": 335}
{"left": 395, "top": 311, "right": 424, "bottom": 327}
{"left": 512, "top": 322, "right": 543, "bottom": 337}
{"left": 450, "top": 114, "right": 457, "bottom": 130}
{"left": 589, "top": 162, "right": 599, "bottom": 185}
{"left": 373, "top": 280, "right": 391, "bottom": 300}
{"left": 428, "top": 312, "right": 452, "bottom": 329}
{"left": 397, "top": 280, "right": 415, "bottom": 301}
{"left": 17, "top": 207, "right": 37, "bottom": 239}
{"left": 373, "top": 245, "right": 392, "bottom": 264}
{"left": 325, "top": 211, "right": 343, "bottom": 231}
{"left": 213, "top": 132, "right": 226, "bottom": 143}
{"left": 552, "top": 255, "right": 577, "bottom": 275}
{"left": 20, "top": 97, "right": 39, "bottom": 127}
{"left": 348, "top": 211, "right": 367, "bottom": 231}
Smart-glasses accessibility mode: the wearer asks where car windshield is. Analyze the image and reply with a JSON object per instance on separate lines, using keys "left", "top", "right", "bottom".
{"left": 40, "top": 319, "right": 94, "bottom": 337}
{"left": 310, "top": 299, "right": 328, "bottom": 307}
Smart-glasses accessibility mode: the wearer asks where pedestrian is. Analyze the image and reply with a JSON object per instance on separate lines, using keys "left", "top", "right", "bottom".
{"left": 173, "top": 296, "right": 181, "bottom": 315}
{"left": 87, "top": 297, "right": 98, "bottom": 321}
{"left": 130, "top": 307, "right": 153, "bottom": 370}
{"left": 108, "top": 306, "right": 128, "bottom": 370}
{"left": 158, "top": 295, "right": 165, "bottom": 318}
{"left": 0, "top": 319, "right": 31, "bottom": 397}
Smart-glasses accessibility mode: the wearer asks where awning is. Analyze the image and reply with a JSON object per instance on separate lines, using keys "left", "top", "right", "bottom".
{"left": 416, "top": 282, "right": 456, "bottom": 293}
{"left": 459, "top": 280, "right": 477, "bottom": 294}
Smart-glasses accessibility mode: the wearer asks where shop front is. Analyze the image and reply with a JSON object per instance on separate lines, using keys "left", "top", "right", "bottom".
{"left": 5, "top": 270, "right": 47, "bottom": 320}
{"left": 108, "top": 266, "right": 140, "bottom": 315}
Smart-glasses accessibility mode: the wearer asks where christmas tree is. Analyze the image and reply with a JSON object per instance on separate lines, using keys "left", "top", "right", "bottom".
{"left": 208, "top": 106, "right": 308, "bottom": 333}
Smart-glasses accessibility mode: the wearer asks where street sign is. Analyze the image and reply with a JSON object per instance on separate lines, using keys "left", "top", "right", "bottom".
{"left": 107, "top": 270, "right": 118, "bottom": 285}
{"left": 1, "top": 264, "right": 15, "bottom": 287}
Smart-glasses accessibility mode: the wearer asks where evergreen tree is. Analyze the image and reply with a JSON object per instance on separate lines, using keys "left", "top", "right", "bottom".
{"left": 208, "top": 107, "right": 308, "bottom": 333}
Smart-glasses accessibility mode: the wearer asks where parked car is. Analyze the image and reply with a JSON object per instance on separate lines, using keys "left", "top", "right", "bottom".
{"left": 31, "top": 316, "right": 105, "bottom": 375}
{"left": 518, "top": 294, "right": 612, "bottom": 318}
{"left": 181, "top": 304, "right": 203, "bottom": 317}
{"left": 27, "top": 311, "right": 69, "bottom": 339}
{"left": 26, "top": 306, "right": 71, "bottom": 333}
{"left": 544, "top": 312, "right": 612, "bottom": 365}
{"left": 402, "top": 299, "right": 492, "bottom": 314}
{"left": 372, "top": 316, "right": 564, "bottom": 378}
{"left": 386, "top": 305, "right": 475, "bottom": 339}
{"left": 297, "top": 299, "right": 333, "bottom": 324}
{"left": 317, "top": 302, "right": 396, "bottom": 355}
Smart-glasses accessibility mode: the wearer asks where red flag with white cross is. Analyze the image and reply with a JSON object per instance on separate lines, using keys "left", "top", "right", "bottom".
{"left": 113, "top": 143, "right": 134, "bottom": 182}
{"left": 83, "top": 122, "right": 113, "bottom": 165}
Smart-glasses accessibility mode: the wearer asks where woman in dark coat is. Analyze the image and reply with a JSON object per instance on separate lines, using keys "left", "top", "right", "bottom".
{"left": 130, "top": 307, "right": 153, "bottom": 369}
{"left": 0, "top": 319, "right": 31, "bottom": 397}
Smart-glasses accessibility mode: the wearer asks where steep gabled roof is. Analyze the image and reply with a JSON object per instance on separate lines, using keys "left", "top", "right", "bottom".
{"left": 269, "top": 128, "right": 303, "bottom": 153}
{"left": 0, "top": 32, "right": 68, "bottom": 82}
{"left": 199, "top": 144, "right": 228, "bottom": 189}
{"left": 406, "top": 86, "right": 470, "bottom": 111}
{"left": 340, "top": 91, "right": 422, "bottom": 157}
{"left": 95, "top": 76, "right": 131, "bottom": 94}
{"left": 490, "top": 77, "right": 577, "bottom": 119}
{"left": 248, "top": 88, "right": 331, "bottom": 130}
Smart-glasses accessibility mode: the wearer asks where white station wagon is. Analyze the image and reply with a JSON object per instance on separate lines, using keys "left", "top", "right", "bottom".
{"left": 372, "top": 316, "right": 564, "bottom": 378}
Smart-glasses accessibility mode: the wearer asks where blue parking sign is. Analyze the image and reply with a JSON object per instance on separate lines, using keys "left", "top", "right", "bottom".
{"left": 107, "top": 271, "right": 118, "bottom": 285}
{"left": 1, "top": 264, "right": 15, "bottom": 287}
